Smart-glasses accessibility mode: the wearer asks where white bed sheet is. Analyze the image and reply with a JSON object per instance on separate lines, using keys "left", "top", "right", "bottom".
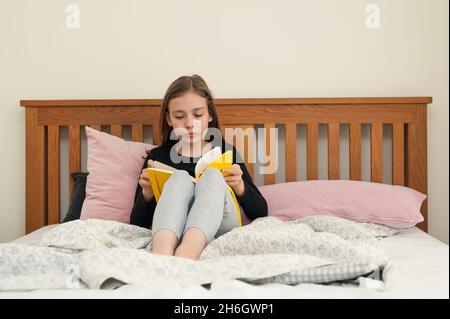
{"left": 1, "top": 225, "right": 448, "bottom": 299}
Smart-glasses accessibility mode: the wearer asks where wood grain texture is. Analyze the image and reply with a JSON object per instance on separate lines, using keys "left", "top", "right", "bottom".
{"left": 47, "top": 125, "right": 60, "bottom": 225}
{"left": 89, "top": 124, "right": 101, "bottom": 131}
{"left": 152, "top": 122, "right": 161, "bottom": 145}
{"left": 218, "top": 105, "right": 420, "bottom": 124}
{"left": 31, "top": 105, "right": 422, "bottom": 126}
{"left": 327, "top": 123, "right": 340, "bottom": 180}
{"left": 111, "top": 125, "right": 122, "bottom": 138}
{"left": 285, "top": 123, "right": 297, "bottom": 182}
{"left": 407, "top": 106, "right": 428, "bottom": 232}
{"left": 132, "top": 124, "right": 144, "bottom": 142}
{"left": 263, "top": 123, "right": 276, "bottom": 185}
{"left": 392, "top": 123, "right": 405, "bottom": 186}
{"left": 25, "top": 108, "right": 46, "bottom": 233}
{"left": 69, "top": 125, "right": 80, "bottom": 196}
{"left": 371, "top": 123, "right": 383, "bottom": 183}
{"left": 349, "top": 123, "right": 361, "bottom": 180}
{"left": 307, "top": 123, "right": 318, "bottom": 180}
{"left": 21, "top": 97, "right": 432, "bottom": 107}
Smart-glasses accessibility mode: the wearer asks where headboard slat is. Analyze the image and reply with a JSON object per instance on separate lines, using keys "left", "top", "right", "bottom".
{"left": 350, "top": 123, "right": 362, "bottom": 180}
{"left": 132, "top": 124, "right": 144, "bottom": 142}
{"left": 264, "top": 123, "right": 276, "bottom": 185}
{"left": 371, "top": 123, "right": 384, "bottom": 183}
{"left": 69, "top": 125, "right": 81, "bottom": 195}
{"left": 327, "top": 123, "right": 340, "bottom": 180}
{"left": 221, "top": 124, "right": 256, "bottom": 181}
{"left": 285, "top": 123, "right": 297, "bottom": 182}
{"left": 392, "top": 123, "right": 405, "bottom": 185}
{"left": 243, "top": 125, "right": 256, "bottom": 181}
{"left": 111, "top": 125, "right": 122, "bottom": 138}
{"left": 47, "top": 125, "right": 60, "bottom": 224}
{"left": 89, "top": 124, "right": 101, "bottom": 131}
{"left": 307, "top": 123, "right": 319, "bottom": 180}
{"left": 152, "top": 123, "right": 161, "bottom": 145}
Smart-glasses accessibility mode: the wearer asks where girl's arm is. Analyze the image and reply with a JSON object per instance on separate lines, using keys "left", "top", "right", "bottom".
{"left": 130, "top": 152, "right": 157, "bottom": 228}
{"left": 232, "top": 146, "right": 268, "bottom": 220}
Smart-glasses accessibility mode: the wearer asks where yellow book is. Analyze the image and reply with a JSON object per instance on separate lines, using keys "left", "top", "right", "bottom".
{"left": 145, "top": 147, "right": 242, "bottom": 226}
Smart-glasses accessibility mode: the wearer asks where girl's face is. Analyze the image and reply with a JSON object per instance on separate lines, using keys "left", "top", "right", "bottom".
{"left": 166, "top": 91, "right": 213, "bottom": 144}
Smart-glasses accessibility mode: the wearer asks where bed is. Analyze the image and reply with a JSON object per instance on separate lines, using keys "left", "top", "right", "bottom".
{"left": 3, "top": 224, "right": 447, "bottom": 298}
{"left": 1, "top": 97, "right": 448, "bottom": 298}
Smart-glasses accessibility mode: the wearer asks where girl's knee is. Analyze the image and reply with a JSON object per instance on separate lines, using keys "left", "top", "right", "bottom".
{"left": 202, "top": 167, "right": 222, "bottom": 177}
{"left": 200, "top": 168, "right": 226, "bottom": 184}
{"left": 172, "top": 169, "right": 191, "bottom": 178}
{"left": 198, "top": 168, "right": 227, "bottom": 189}
{"left": 169, "top": 170, "right": 194, "bottom": 185}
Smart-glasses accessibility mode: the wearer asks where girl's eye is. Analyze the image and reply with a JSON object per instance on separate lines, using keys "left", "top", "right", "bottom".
{"left": 173, "top": 114, "right": 203, "bottom": 119}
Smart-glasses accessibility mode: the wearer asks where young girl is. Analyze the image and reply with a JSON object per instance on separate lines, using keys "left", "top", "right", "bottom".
{"left": 130, "top": 74, "right": 268, "bottom": 260}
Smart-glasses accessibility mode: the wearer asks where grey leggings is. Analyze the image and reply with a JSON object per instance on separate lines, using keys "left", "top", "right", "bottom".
{"left": 152, "top": 168, "right": 241, "bottom": 244}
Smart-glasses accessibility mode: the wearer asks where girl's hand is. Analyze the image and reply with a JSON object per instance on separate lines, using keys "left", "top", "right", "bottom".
{"left": 221, "top": 164, "right": 245, "bottom": 197}
{"left": 139, "top": 160, "right": 155, "bottom": 201}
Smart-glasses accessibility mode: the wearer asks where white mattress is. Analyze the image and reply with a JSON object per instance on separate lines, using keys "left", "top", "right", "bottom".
{"left": 1, "top": 225, "right": 448, "bottom": 299}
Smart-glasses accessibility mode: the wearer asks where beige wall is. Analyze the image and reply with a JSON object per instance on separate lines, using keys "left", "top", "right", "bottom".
{"left": 0, "top": 0, "right": 448, "bottom": 243}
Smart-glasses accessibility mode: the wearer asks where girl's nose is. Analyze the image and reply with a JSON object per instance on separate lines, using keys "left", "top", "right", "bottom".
{"left": 186, "top": 117, "right": 200, "bottom": 130}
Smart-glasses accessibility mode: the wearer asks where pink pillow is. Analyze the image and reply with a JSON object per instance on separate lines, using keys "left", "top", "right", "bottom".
{"left": 258, "top": 180, "right": 426, "bottom": 228}
{"left": 80, "top": 127, "right": 156, "bottom": 223}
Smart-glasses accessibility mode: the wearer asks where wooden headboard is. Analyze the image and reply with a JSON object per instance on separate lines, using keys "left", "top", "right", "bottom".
{"left": 20, "top": 97, "right": 431, "bottom": 233}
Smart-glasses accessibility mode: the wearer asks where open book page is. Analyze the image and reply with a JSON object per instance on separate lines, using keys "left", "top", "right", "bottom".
{"left": 194, "top": 147, "right": 233, "bottom": 179}
{"left": 150, "top": 161, "right": 195, "bottom": 181}
{"left": 151, "top": 160, "right": 178, "bottom": 172}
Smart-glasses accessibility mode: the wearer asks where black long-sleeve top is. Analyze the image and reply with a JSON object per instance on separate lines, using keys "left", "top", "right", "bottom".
{"left": 130, "top": 139, "right": 268, "bottom": 228}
